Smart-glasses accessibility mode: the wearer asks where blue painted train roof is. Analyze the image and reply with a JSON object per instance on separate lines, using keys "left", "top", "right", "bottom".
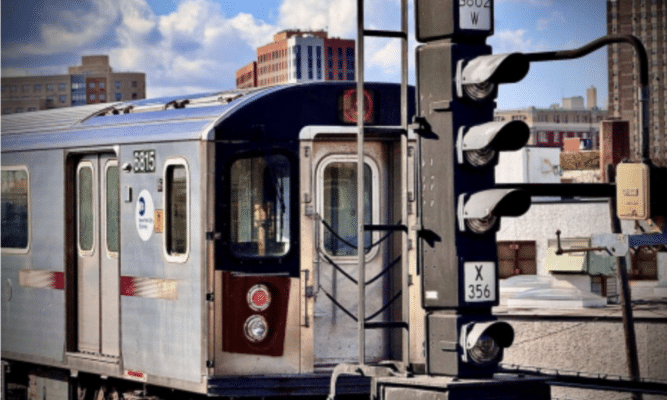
{"left": 1, "top": 82, "right": 411, "bottom": 152}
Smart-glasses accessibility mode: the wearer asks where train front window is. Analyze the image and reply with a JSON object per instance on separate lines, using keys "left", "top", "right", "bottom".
{"left": 230, "top": 155, "right": 291, "bottom": 258}
{"left": 322, "top": 162, "right": 372, "bottom": 257}
{"left": 1, "top": 168, "right": 29, "bottom": 250}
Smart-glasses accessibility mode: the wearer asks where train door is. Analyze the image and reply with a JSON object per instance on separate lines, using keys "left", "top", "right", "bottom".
{"left": 75, "top": 154, "right": 120, "bottom": 356}
{"left": 308, "top": 140, "right": 393, "bottom": 367}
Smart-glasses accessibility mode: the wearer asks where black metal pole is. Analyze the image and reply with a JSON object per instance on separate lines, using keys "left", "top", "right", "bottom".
{"left": 607, "top": 164, "right": 643, "bottom": 400}
{"left": 526, "top": 35, "right": 650, "bottom": 162}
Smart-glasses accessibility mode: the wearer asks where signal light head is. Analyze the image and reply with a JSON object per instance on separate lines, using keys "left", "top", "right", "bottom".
{"left": 247, "top": 284, "right": 271, "bottom": 311}
{"left": 461, "top": 320, "right": 514, "bottom": 367}
{"left": 458, "top": 189, "right": 531, "bottom": 233}
{"left": 456, "top": 53, "right": 530, "bottom": 101}
{"left": 457, "top": 120, "right": 530, "bottom": 167}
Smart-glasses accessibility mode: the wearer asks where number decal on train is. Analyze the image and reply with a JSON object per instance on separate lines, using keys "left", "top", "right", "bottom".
{"left": 133, "top": 149, "right": 156, "bottom": 173}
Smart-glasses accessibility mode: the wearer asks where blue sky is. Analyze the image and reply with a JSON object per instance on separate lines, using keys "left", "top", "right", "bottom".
{"left": 1, "top": 0, "right": 608, "bottom": 109}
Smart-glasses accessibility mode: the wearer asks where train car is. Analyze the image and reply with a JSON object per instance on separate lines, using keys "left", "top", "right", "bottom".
{"left": 1, "top": 82, "right": 421, "bottom": 399}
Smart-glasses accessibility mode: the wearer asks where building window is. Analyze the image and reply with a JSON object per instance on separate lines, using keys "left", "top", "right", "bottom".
{"left": 316, "top": 46, "right": 322, "bottom": 80}
{"left": 22, "top": 85, "right": 30, "bottom": 92}
{"left": 2, "top": 109, "right": 11, "bottom": 114}
{"left": 1, "top": 168, "right": 30, "bottom": 250}
{"left": 15, "top": 108, "right": 23, "bottom": 113}
{"left": 27, "top": 107, "right": 36, "bottom": 112}
{"left": 132, "top": 93, "right": 137, "bottom": 99}
{"left": 497, "top": 241, "right": 536, "bottom": 278}
{"left": 346, "top": 47, "right": 355, "bottom": 80}
{"left": 89, "top": 94, "right": 96, "bottom": 101}
{"left": 115, "top": 92, "right": 122, "bottom": 101}
{"left": 308, "top": 45, "right": 313, "bottom": 80}
{"left": 538, "top": 131, "right": 547, "bottom": 143}
{"left": 165, "top": 160, "right": 189, "bottom": 260}
{"left": 229, "top": 154, "right": 291, "bottom": 258}
{"left": 59, "top": 83, "right": 66, "bottom": 91}
{"left": 132, "top": 81, "right": 137, "bottom": 88}
{"left": 631, "top": 247, "right": 658, "bottom": 280}
{"left": 47, "top": 84, "right": 55, "bottom": 91}
{"left": 88, "top": 82, "right": 96, "bottom": 89}
{"left": 99, "top": 93, "right": 105, "bottom": 101}
{"left": 59, "top": 95, "right": 67, "bottom": 103}
{"left": 295, "top": 45, "right": 302, "bottom": 80}
{"left": 115, "top": 81, "right": 121, "bottom": 89}
{"left": 99, "top": 82, "right": 105, "bottom": 89}
{"left": 338, "top": 47, "right": 343, "bottom": 73}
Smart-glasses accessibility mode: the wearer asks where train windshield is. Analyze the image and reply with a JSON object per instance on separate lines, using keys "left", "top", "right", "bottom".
{"left": 230, "top": 154, "right": 291, "bottom": 258}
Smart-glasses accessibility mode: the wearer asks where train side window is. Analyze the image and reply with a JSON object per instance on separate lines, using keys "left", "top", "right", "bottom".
{"left": 165, "top": 160, "right": 189, "bottom": 262}
{"left": 230, "top": 155, "right": 291, "bottom": 258}
{"left": 1, "top": 167, "right": 30, "bottom": 251}
{"left": 78, "top": 162, "right": 95, "bottom": 254}
{"left": 319, "top": 158, "right": 376, "bottom": 257}
{"left": 105, "top": 161, "right": 119, "bottom": 255}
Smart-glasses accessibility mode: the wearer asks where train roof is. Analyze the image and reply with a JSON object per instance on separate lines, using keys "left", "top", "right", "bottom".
{"left": 1, "top": 82, "right": 412, "bottom": 152}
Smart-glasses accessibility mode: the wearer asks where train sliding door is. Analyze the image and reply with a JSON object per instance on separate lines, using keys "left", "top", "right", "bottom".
{"left": 75, "top": 154, "right": 120, "bottom": 357}
{"left": 309, "top": 141, "right": 392, "bottom": 367}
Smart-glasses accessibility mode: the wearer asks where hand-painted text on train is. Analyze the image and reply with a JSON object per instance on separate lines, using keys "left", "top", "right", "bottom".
{"left": 459, "top": 0, "right": 491, "bottom": 31}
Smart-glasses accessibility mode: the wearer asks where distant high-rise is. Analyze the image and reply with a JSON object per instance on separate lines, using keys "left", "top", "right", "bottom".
{"left": 236, "top": 30, "right": 355, "bottom": 88}
{"left": 587, "top": 85, "right": 597, "bottom": 109}
{"left": 1, "top": 55, "right": 146, "bottom": 115}
{"left": 608, "top": 0, "right": 667, "bottom": 166}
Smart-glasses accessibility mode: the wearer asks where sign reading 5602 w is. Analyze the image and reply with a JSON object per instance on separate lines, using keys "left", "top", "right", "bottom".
{"left": 460, "top": 0, "right": 492, "bottom": 31}
{"left": 134, "top": 150, "right": 156, "bottom": 173}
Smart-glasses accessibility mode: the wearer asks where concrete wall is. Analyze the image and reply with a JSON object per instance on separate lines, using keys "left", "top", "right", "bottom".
{"left": 501, "top": 317, "right": 667, "bottom": 400}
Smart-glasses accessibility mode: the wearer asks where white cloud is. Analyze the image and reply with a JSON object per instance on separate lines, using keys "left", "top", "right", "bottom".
{"left": 496, "top": 0, "right": 552, "bottom": 5}
{"left": 536, "top": 10, "right": 565, "bottom": 31}
{"left": 489, "top": 29, "right": 537, "bottom": 53}
{"left": 278, "top": 0, "right": 356, "bottom": 37}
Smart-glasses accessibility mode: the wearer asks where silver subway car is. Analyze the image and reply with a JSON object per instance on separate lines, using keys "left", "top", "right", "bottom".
{"left": 1, "top": 82, "right": 420, "bottom": 399}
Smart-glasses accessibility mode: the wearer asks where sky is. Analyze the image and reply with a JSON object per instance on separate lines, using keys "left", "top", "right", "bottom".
{"left": 1, "top": 0, "right": 608, "bottom": 110}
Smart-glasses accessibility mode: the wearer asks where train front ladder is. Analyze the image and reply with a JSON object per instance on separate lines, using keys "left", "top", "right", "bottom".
{"left": 328, "top": 1, "right": 411, "bottom": 397}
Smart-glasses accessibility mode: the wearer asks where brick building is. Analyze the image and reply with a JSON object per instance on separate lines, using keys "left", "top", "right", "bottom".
{"left": 1, "top": 55, "right": 145, "bottom": 114}
{"left": 608, "top": 0, "right": 667, "bottom": 166}
{"left": 235, "top": 30, "right": 355, "bottom": 88}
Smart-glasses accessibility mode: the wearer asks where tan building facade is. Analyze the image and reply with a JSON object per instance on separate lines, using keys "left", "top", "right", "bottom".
{"left": 2, "top": 55, "right": 145, "bottom": 114}
{"left": 608, "top": 0, "right": 667, "bottom": 166}
{"left": 495, "top": 107, "right": 608, "bottom": 149}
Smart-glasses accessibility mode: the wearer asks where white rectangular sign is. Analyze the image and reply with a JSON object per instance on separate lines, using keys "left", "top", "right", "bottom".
{"left": 459, "top": 0, "right": 492, "bottom": 31}
{"left": 464, "top": 261, "right": 496, "bottom": 303}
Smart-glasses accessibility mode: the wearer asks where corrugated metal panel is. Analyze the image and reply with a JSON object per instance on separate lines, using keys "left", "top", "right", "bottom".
{"left": 2, "top": 119, "right": 215, "bottom": 152}
{"left": 1, "top": 86, "right": 280, "bottom": 151}
{"left": 1, "top": 104, "right": 118, "bottom": 136}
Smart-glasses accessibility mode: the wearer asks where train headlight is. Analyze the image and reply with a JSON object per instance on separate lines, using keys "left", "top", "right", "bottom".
{"left": 244, "top": 315, "right": 269, "bottom": 343}
{"left": 247, "top": 284, "right": 271, "bottom": 311}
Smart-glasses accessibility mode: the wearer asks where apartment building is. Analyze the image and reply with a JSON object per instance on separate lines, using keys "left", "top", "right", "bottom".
{"left": 235, "top": 30, "right": 355, "bottom": 88}
{"left": 2, "top": 55, "right": 146, "bottom": 114}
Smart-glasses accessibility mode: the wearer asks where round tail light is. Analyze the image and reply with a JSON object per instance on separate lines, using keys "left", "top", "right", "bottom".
{"left": 247, "top": 284, "right": 271, "bottom": 311}
{"left": 244, "top": 315, "right": 268, "bottom": 343}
